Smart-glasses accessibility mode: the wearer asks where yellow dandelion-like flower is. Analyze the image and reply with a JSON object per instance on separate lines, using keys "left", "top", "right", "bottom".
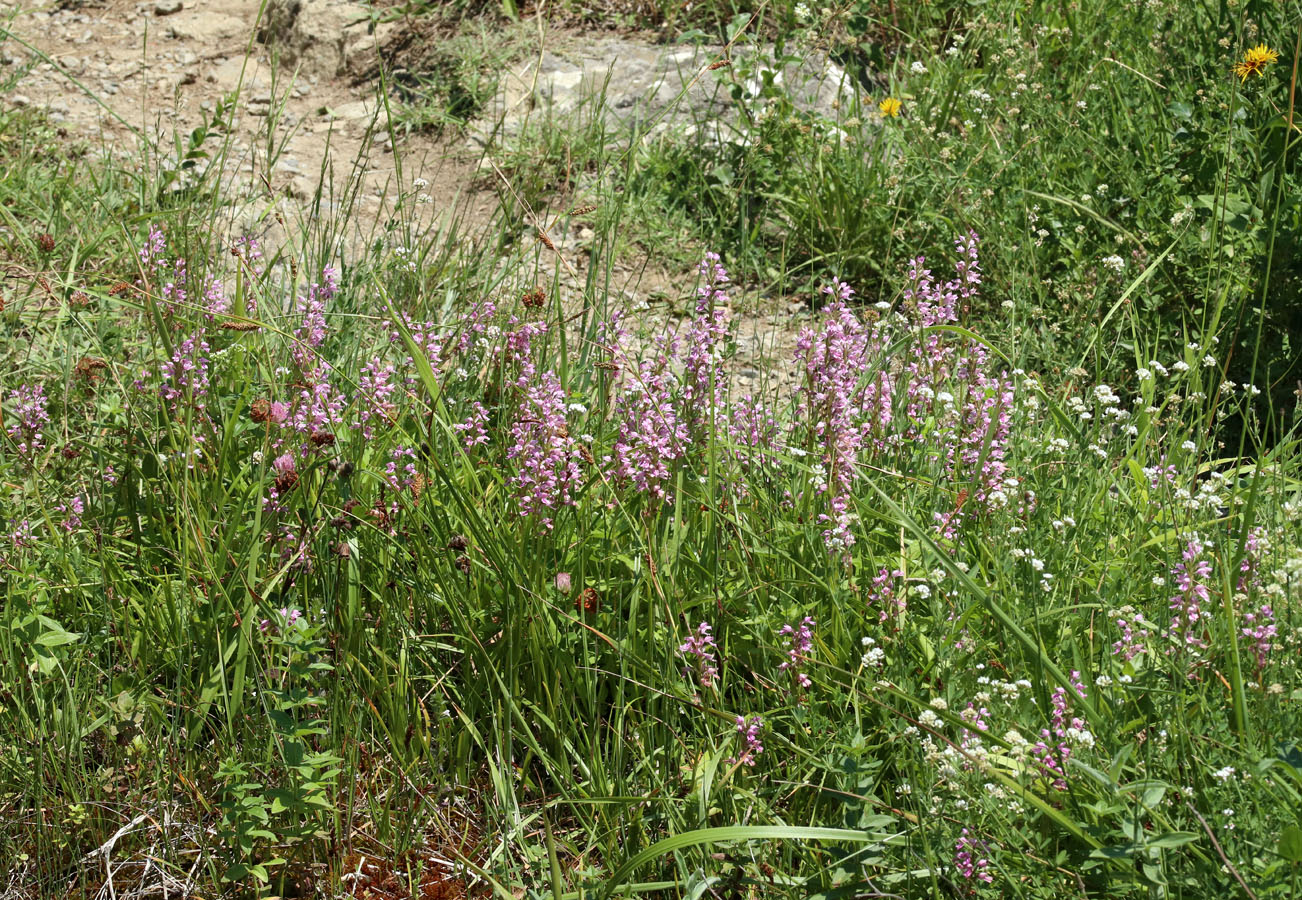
{"left": 879, "top": 97, "right": 902, "bottom": 118}
{"left": 1233, "top": 44, "right": 1279, "bottom": 82}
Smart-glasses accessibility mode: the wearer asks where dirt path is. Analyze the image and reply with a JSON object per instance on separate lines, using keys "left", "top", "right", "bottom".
{"left": 0, "top": 0, "right": 495, "bottom": 257}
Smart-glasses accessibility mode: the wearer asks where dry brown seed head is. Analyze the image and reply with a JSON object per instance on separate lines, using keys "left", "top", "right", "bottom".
{"left": 576, "top": 587, "right": 599, "bottom": 614}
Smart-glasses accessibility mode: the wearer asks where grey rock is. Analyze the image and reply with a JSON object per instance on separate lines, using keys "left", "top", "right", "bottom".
{"left": 11, "top": 94, "right": 31, "bottom": 107}
{"left": 468, "top": 38, "right": 854, "bottom": 150}
{"left": 154, "top": 0, "right": 182, "bottom": 15}
{"left": 257, "top": 0, "right": 371, "bottom": 80}
{"left": 166, "top": 11, "right": 241, "bottom": 42}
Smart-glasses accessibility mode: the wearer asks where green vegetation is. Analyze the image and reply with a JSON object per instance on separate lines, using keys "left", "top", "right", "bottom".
{"left": 3, "top": 1, "right": 1302, "bottom": 898}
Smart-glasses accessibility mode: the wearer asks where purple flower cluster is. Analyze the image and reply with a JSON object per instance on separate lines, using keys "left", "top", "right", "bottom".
{"left": 1032, "top": 670, "right": 1087, "bottom": 790}
{"left": 291, "top": 266, "right": 340, "bottom": 378}
{"left": 954, "top": 828, "right": 993, "bottom": 883}
{"left": 1168, "top": 537, "right": 1211, "bottom": 651}
{"left": 778, "top": 616, "right": 815, "bottom": 690}
{"left": 1111, "top": 612, "right": 1152, "bottom": 662}
{"left": 730, "top": 715, "right": 764, "bottom": 767}
{"left": 385, "top": 446, "right": 419, "bottom": 493}
{"left": 259, "top": 606, "right": 303, "bottom": 634}
{"left": 56, "top": 496, "right": 84, "bottom": 532}
{"left": 157, "top": 331, "right": 212, "bottom": 414}
{"left": 794, "top": 299, "right": 880, "bottom": 555}
{"left": 679, "top": 621, "right": 719, "bottom": 690}
{"left": 1241, "top": 604, "right": 1276, "bottom": 670}
{"left": 682, "top": 254, "right": 732, "bottom": 437}
{"left": 6, "top": 384, "right": 49, "bottom": 458}
{"left": 506, "top": 370, "right": 583, "bottom": 528}
{"left": 354, "top": 358, "right": 399, "bottom": 440}
{"left": 454, "top": 402, "right": 490, "bottom": 449}
{"left": 791, "top": 233, "right": 1016, "bottom": 557}
{"left": 608, "top": 348, "right": 688, "bottom": 502}
{"left": 868, "top": 567, "right": 907, "bottom": 624}
{"left": 726, "top": 399, "right": 782, "bottom": 472}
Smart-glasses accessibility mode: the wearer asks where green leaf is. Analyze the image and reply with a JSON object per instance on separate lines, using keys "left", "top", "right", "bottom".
{"left": 1278, "top": 825, "right": 1302, "bottom": 862}
{"left": 1144, "top": 831, "right": 1199, "bottom": 850}
{"left": 598, "top": 825, "right": 890, "bottom": 900}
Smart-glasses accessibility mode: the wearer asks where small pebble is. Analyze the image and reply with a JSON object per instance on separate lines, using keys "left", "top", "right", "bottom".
{"left": 154, "top": 0, "right": 182, "bottom": 14}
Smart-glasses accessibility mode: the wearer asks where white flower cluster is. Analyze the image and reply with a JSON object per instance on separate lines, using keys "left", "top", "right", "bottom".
{"left": 860, "top": 636, "right": 885, "bottom": 668}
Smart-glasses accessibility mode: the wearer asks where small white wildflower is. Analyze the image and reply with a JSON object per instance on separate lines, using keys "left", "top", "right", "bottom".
{"left": 911, "top": 60, "right": 928, "bottom": 74}
{"left": 1093, "top": 384, "right": 1121, "bottom": 405}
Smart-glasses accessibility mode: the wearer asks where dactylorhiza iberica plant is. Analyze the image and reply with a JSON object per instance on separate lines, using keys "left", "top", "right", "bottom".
{"left": 778, "top": 616, "right": 815, "bottom": 690}
{"left": 507, "top": 369, "right": 584, "bottom": 529}
{"left": 679, "top": 622, "right": 720, "bottom": 692}
{"left": 730, "top": 715, "right": 764, "bottom": 767}
{"left": 605, "top": 325, "right": 689, "bottom": 504}
{"left": 793, "top": 232, "right": 1017, "bottom": 558}
{"left": 1168, "top": 535, "right": 1212, "bottom": 654}
{"left": 6, "top": 383, "right": 50, "bottom": 459}
{"left": 1031, "top": 670, "right": 1088, "bottom": 791}
{"left": 954, "top": 828, "right": 993, "bottom": 883}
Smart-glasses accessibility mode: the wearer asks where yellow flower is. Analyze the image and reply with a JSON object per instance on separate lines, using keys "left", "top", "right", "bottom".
{"left": 879, "top": 97, "right": 902, "bottom": 118}
{"left": 1233, "top": 44, "right": 1279, "bottom": 82}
